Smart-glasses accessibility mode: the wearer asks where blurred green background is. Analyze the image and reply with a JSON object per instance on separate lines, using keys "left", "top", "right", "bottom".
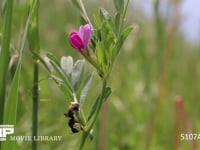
{"left": 6, "top": 0, "right": 200, "bottom": 149}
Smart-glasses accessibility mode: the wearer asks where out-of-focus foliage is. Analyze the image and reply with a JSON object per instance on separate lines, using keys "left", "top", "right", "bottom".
{"left": 7, "top": 0, "right": 200, "bottom": 149}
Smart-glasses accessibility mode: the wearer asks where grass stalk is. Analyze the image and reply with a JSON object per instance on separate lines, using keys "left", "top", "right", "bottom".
{"left": 32, "top": 63, "right": 39, "bottom": 150}
{"left": 27, "top": 0, "right": 40, "bottom": 149}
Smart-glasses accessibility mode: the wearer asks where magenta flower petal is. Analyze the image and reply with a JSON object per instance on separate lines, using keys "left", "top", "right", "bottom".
{"left": 69, "top": 32, "right": 84, "bottom": 50}
{"left": 78, "top": 24, "right": 92, "bottom": 48}
{"left": 68, "top": 24, "right": 92, "bottom": 51}
{"left": 78, "top": 25, "right": 85, "bottom": 39}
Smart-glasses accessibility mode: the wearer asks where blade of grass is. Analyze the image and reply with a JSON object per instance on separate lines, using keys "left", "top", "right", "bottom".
{"left": 0, "top": 0, "right": 14, "bottom": 145}
{"left": 0, "top": 0, "right": 13, "bottom": 148}
{"left": 0, "top": 0, "right": 14, "bottom": 125}
{"left": 1, "top": 0, "right": 34, "bottom": 149}
{"left": 2, "top": 66, "right": 21, "bottom": 150}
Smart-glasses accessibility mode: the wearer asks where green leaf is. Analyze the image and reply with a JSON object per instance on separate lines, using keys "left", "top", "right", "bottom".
{"left": 48, "top": 58, "right": 73, "bottom": 92}
{"left": 3, "top": 0, "right": 33, "bottom": 124}
{"left": 72, "top": 59, "right": 85, "bottom": 91}
{"left": 0, "top": 0, "right": 14, "bottom": 124}
{"left": 93, "top": 15, "right": 101, "bottom": 29}
{"left": 60, "top": 56, "right": 73, "bottom": 76}
{"left": 2, "top": 65, "right": 20, "bottom": 150}
{"left": 87, "top": 87, "right": 111, "bottom": 121}
{"left": 27, "top": 0, "right": 40, "bottom": 54}
{"left": 59, "top": 84, "right": 73, "bottom": 102}
{"left": 44, "top": 56, "right": 54, "bottom": 72}
{"left": 114, "top": 0, "right": 124, "bottom": 14}
{"left": 3, "top": 66, "right": 20, "bottom": 124}
{"left": 114, "top": 13, "right": 121, "bottom": 36}
{"left": 87, "top": 95, "right": 100, "bottom": 122}
{"left": 90, "top": 36, "right": 96, "bottom": 51}
{"left": 101, "top": 21, "right": 114, "bottom": 60}
{"left": 114, "top": 26, "right": 133, "bottom": 58}
{"left": 103, "top": 87, "right": 112, "bottom": 101}
{"left": 99, "top": 8, "right": 111, "bottom": 21}
{"left": 80, "top": 73, "right": 94, "bottom": 107}
{"left": 51, "top": 75, "right": 73, "bottom": 102}
{"left": 119, "top": 26, "right": 133, "bottom": 47}
{"left": 32, "top": 51, "right": 52, "bottom": 72}
{"left": 97, "top": 29, "right": 102, "bottom": 41}
{"left": 46, "top": 53, "right": 60, "bottom": 66}
{"left": 96, "top": 42, "right": 106, "bottom": 71}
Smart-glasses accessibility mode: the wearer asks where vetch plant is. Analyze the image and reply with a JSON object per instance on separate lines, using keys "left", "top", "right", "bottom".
{"left": 36, "top": 0, "right": 132, "bottom": 149}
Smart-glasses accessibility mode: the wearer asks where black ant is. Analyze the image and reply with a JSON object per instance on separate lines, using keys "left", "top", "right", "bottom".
{"left": 64, "top": 102, "right": 80, "bottom": 133}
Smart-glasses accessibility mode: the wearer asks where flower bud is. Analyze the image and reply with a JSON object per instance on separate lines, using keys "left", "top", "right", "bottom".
{"left": 69, "top": 32, "right": 84, "bottom": 50}
{"left": 69, "top": 24, "right": 92, "bottom": 51}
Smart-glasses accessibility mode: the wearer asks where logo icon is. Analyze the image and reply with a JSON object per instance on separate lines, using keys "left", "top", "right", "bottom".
{"left": 0, "top": 125, "right": 14, "bottom": 141}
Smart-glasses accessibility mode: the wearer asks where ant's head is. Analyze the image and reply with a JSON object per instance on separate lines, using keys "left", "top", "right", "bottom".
{"left": 69, "top": 102, "right": 79, "bottom": 111}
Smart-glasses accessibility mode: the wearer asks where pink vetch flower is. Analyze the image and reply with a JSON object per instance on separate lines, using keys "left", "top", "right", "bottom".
{"left": 69, "top": 24, "right": 92, "bottom": 51}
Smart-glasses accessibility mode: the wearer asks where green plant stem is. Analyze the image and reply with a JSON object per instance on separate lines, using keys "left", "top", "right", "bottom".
{"left": 79, "top": 79, "right": 107, "bottom": 150}
{"left": 79, "top": 109, "right": 87, "bottom": 126}
{"left": 32, "top": 62, "right": 39, "bottom": 150}
{"left": 0, "top": 0, "right": 14, "bottom": 125}
{"left": 79, "top": 132, "right": 88, "bottom": 150}
{"left": 80, "top": 51, "right": 102, "bottom": 73}
{"left": 28, "top": 0, "right": 40, "bottom": 149}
